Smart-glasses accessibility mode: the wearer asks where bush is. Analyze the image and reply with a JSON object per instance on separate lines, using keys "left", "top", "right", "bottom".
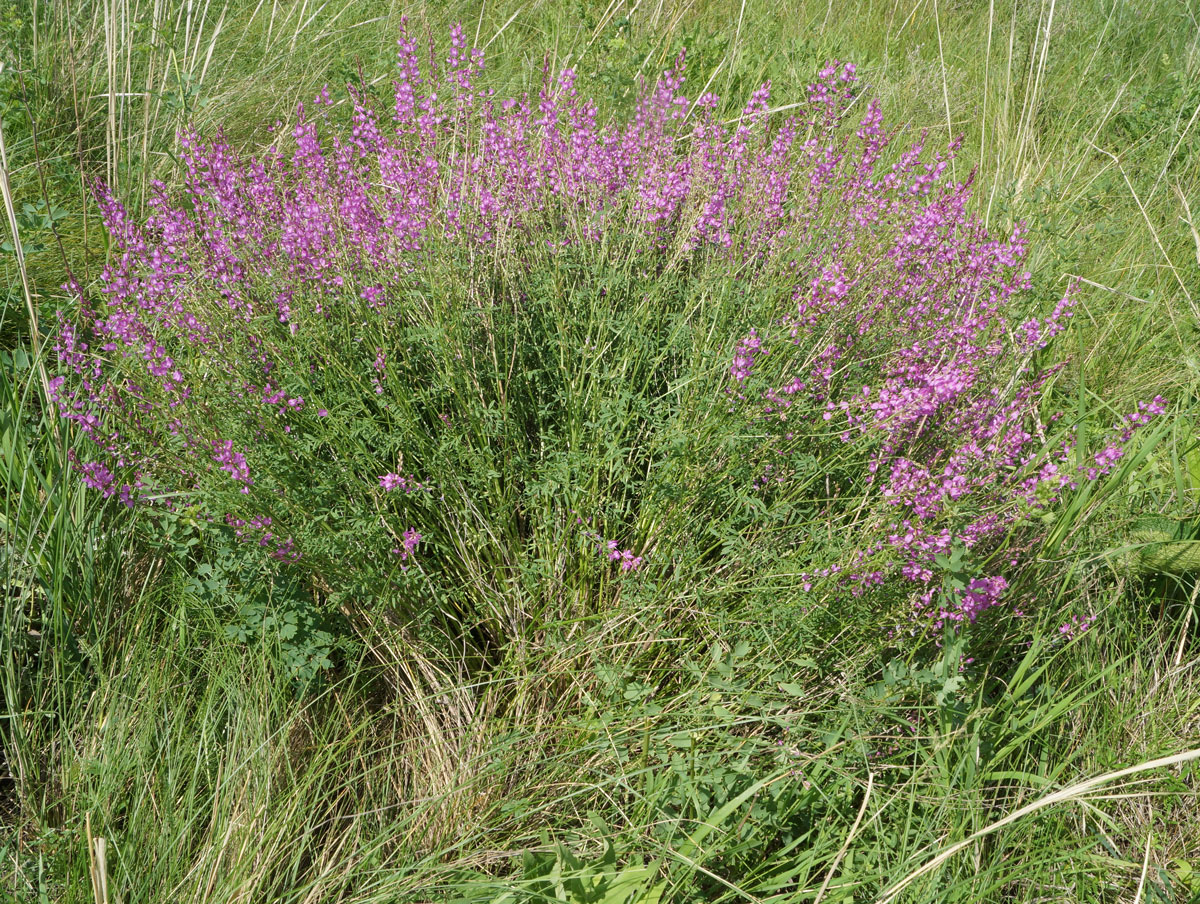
{"left": 51, "top": 23, "right": 1162, "bottom": 658}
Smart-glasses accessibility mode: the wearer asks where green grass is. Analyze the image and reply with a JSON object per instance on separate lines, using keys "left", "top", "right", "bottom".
{"left": 3, "top": 1, "right": 1200, "bottom": 902}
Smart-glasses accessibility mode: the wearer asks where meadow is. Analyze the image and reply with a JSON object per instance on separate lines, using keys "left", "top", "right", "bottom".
{"left": 2, "top": 0, "right": 1199, "bottom": 901}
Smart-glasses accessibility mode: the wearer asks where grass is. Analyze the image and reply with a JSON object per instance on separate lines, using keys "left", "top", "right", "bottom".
{"left": 3, "top": 0, "right": 1200, "bottom": 902}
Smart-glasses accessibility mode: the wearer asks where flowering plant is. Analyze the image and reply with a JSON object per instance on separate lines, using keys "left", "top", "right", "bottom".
{"left": 51, "top": 23, "right": 1162, "bottom": 648}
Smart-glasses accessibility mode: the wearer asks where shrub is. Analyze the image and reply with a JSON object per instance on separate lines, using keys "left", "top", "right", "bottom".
{"left": 51, "top": 22, "right": 1162, "bottom": 656}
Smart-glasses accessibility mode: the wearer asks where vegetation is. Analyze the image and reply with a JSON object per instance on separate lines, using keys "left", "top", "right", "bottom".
{"left": 2, "top": 1, "right": 1198, "bottom": 901}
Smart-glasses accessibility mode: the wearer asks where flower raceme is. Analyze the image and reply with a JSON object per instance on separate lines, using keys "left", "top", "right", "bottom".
{"left": 50, "top": 23, "right": 1163, "bottom": 633}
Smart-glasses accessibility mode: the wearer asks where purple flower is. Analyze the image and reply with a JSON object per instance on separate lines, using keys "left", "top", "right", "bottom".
{"left": 212, "top": 440, "right": 252, "bottom": 493}
{"left": 392, "top": 527, "right": 422, "bottom": 563}
{"left": 78, "top": 461, "right": 115, "bottom": 493}
{"left": 379, "top": 472, "right": 425, "bottom": 493}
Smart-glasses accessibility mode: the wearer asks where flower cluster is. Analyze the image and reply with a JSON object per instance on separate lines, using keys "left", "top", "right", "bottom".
{"left": 603, "top": 540, "right": 645, "bottom": 573}
{"left": 225, "top": 514, "right": 300, "bottom": 563}
{"left": 574, "top": 515, "right": 644, "bottom": 573}
{"left": 1057, "top": 613, "right": 1097, "bottom": 640}
{"left": 730, "top": 330, "right": 764, "bottom": 386}
{"left": 378, "top": 473, "right": 426, "bottom": 493}
{"left": 392, "top": 528, "right": 422, "bottom": 566}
